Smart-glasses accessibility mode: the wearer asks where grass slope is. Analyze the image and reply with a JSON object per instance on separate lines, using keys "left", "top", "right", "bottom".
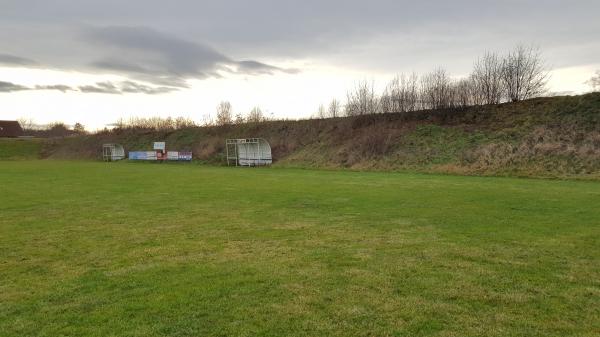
{"left": 1, "top": 161, "right": 599, "bottom": 336}
{"left": 44, "top": 93, "right": 600, "bottom": 179}
{"left": 0, "top": 138, "right": 43, "bottom": 160}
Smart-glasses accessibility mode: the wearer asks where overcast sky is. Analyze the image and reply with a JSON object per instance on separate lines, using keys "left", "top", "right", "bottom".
{"left": 1, "top": 0, "right": 599, "bottom": 129}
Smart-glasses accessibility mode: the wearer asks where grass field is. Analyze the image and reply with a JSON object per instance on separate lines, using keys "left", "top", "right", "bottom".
{"left": 1, "top": 161, "right": 599, "bottom": 336}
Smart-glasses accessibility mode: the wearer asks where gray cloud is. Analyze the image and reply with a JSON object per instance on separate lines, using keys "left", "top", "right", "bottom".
{"left": 35, "top": 84, "right": 73, "bottom": 92}
{"left": 0, "top": 1, "right": 598, "bottom": 79}
{"left": 1, "top": 81, "right": 75, "bottom": 93}
{"left": 0, "top": 81, "right": 29, "bottom": 92}
{"left": 0, "top": 80, "right": 177, "bottom": 95}
{"left": 236, "top": 60, "right": 299, "bottom": 75}
{"left": 1, "top": 23, "right": 299, "bottom": 88}
{"left": 119, "top": 81, "right": 178, "bottom": 95}
{"left": 0, "top": 53, "right": 36, "bottom": 66}
{"left": 78, "top": 81, "right": 121, "bottom": 94}
{"left": 82, "top": 26, "right": 296, "bottom": 87}
{"left": 79, "top": 81, "right": 179, "bottom": 95}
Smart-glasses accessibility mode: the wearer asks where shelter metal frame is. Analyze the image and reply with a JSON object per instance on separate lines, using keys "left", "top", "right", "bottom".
{"left": 102, "top": 143, "right": 125, "bottom": 161}
{"left": 226, "top": 138, "right": 271, "bottom": 167}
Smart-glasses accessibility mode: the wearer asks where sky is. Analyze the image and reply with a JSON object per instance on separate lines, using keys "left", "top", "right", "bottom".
{"left": 1, "top": 0, "right": 599, "bottom": 130}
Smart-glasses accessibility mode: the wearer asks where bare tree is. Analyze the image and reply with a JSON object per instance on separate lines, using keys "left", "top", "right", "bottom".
{"left": 453, "top": 78, "right": 475, "bottom": 108}
{"left": 316, "top": 104, "right": 327, "bottom": 119}
{"left": 381, "top": 76, "right": 399, "bottom": 113}
{"left": 17, "top": 117, "right": 36, "bottom": 131}
{"left": 382, "top": 73, "right": 419, "bottom": 113}
{"left": 380, "top": 86, "right": 393, "bottom": 114}
{"left": 200, "top": 113, "right": 214, "bottom": 126}
{"left": 46, "top": 122, "right": 71, "bottom": 137}
{"left": 247, "top": 106, "right": 264, "bottom": 123}
{"left": 345, "top": 80, "right": 379, "bottom": 116}
{"left": 175, "top": 117, "right": 196, "bottom": 129}
{"left": 467, "top": 74, "right": 486, "bottom": 106}
{"left": 216, "top": 101, "right": 233, "bottom": 126}
{"left": 234, "top": 113, "right": 245, "bottom": 124}
{"left": 471, "top": 52, "right": 504, "bottom": 105}
{"left": 328, "top": 99, "right": 341, "bottom": 118}
{"left": 420, "top": 68, "right": 454, "bottom": 109}
{"left": 73, "top": 122, "right": 86, "bottom": 134}
{"left": 501, "top": 45, "right": 548, "bottom": 102}
{"left": 586, "top": 70, "right": 600, "bottom": 92}
{"left": 403, "top": 73, "right": 420, "bottom": 112}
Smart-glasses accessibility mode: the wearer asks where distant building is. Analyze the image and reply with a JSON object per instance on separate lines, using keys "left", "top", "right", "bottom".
{"left": 0, "top": 121, "right": 24, "bottom": 138}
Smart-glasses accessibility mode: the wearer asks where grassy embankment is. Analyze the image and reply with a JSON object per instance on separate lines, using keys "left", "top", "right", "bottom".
{"left": 41, "top": 93, "right": 600, "bottom": 179}
{"left": 0, "top": 138, "right": 43, "bottom": 160}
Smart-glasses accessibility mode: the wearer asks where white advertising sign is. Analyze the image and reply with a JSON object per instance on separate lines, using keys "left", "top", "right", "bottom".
{"left": 153, "top": 142, "right": 166, "bottom": 150}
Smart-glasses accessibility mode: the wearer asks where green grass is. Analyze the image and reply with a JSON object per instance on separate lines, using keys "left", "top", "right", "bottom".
{"left": 0, "top": 138, "right": 43, "bottom": 160}
{"left": 1, "top": 161, "right": 599, "bottom": 336}
{"left": 397, "top": 124, "right": 492, "bottom": 166}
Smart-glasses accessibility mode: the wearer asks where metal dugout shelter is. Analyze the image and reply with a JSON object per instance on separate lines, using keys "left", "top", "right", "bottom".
{"left": 226, "top": 138, "right": 272, "bottom": 166}
{"left": 102, "top": 143, "right": 125, "bottom": 161}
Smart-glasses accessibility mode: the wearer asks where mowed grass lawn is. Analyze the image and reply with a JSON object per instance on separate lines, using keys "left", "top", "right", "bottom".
{"left": 1, "top": 161, "right": 599, "bottom": 337}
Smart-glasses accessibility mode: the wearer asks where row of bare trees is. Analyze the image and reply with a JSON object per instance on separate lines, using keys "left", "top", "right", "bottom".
{"left": 316, "top": 99, "right": 342, "bottom": 118}
{"left": 16, "top": 119, "right": 87, "bottom": 137}
{"left": 215, "top": 101, "right": 268, "bottom": 125}
{"left": 114, "top": 116, "right": 196, "bottom": 130}
{"left": 316, "top": 45, "right": 550, "bottom": 118}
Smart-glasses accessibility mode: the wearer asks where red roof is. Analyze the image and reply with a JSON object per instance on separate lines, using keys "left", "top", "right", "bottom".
{"left": 0, "top": 121, "right": 24, "bottom": 137}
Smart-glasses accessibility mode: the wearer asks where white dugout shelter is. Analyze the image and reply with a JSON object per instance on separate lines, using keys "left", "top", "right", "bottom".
{"left": 226, "top": 138, "right": 272, "bottom": 166}
{"left": 102, "top": 143, "right": 125, "bottom": 161}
